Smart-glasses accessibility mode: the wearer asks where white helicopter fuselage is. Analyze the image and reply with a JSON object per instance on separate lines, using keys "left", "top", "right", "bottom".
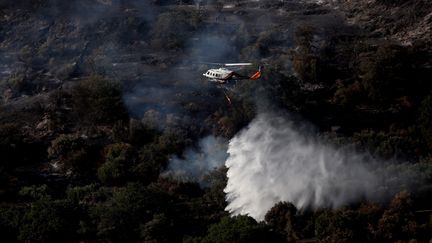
{"left": 203, "top": 68, "right": 234, "bottom": 83}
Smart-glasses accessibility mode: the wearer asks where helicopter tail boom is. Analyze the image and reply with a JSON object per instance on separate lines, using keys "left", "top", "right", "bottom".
{"left": 249, "top": 70, "right": 262, "bottom": 80}
{"left": 249, "top": 66, "right": 262, "bottom": 80}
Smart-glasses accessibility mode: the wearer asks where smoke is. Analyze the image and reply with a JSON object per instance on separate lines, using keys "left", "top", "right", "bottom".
{"left": 162, "top": 136, "right": 228, "bottom": 184}
{"left": 122, "top": 5, "right": 251, "bottom": 118}
{"left": 224, "top": 112, "right": 382, "bottom": 220}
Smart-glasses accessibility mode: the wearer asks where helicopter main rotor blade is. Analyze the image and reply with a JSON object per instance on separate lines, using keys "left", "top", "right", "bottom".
{"left": 193, "top": 61, "right": 225, "bottom": 66}
{"left": 193, "top": 62, "right": 254, "bottom": 67}
{"left": 224, "top": 63, "right": 253, "bottom": 66}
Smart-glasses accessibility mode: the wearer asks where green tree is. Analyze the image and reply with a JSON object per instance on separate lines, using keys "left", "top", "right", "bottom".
{"left": 150, "top": 9, "right": 202, "bottom": 49}
{"left": 202, "top": 167, "right": 228, "bottom": 211}
{"left": 290, "top": 26, "right": 319, "bottom": 83}
{"left": 140, "top": 213, "right": 173, "bottom": 243}
{"left": 265, "top": 202, "right": 299, "bottom": 242}
{"left": 357, "top": 44, "right": 409, "bottom": 104}
{"left": 98, "top": 143, "right": 135, "bottom": 185}
{"left": 72, "top": 76, "right": 128, "bottom": 124}
{"left": 132, "top": 144, "right": 167, "bottom": 184}
{"left": 128, "top": 119, "right": 158, "bottom": 146}
{"left": 19, "top": 199, "right": 79, "bottom": 243}
{"left": 201, "top": 216, "right": 284, "bottom": 243}
{"left": 315, "top": 208, "right": 369, "bottom": 243}
{"left": 90, "top": 183, "right": 170, "bottom": 242}
{"left": 48, "top": 134, "right": 94, "bottom": 175}
{"left": 0, "top": 206, "right": 24, "bottom": 242}
{"left": 19, "top": 184, "right": 50, "bottom": 200}
{"left": 376, "top": 191, "right": 420, "bottom": 242}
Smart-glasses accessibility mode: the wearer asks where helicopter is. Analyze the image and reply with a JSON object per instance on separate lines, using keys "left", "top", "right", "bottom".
{"left": 201, "top": 62, "right": 262, "bottom": 105}
{"left": 202, "top": 63, "right": 262, "bottom": 84}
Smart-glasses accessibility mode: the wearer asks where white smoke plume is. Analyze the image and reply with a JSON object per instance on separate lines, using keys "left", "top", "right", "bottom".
{"left": 224, "top": 112, "right": 380, "bottom": 220}
{"left": 163, "top": 136, "right": 228, "bottom": 183}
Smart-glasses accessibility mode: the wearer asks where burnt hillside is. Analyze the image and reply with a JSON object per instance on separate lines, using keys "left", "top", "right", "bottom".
{"left": 0, "top": 0, "right": 431, "bottom": 242}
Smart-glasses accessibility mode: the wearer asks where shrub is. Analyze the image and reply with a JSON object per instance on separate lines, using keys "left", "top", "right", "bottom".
{"left": 90, "top": 183, "right": 170, "bottom": 242}
{"left": 98, "top": 143, "right": 135, "bottom": 185}
{"left": 72, "top": 76, "right": 128, "bottom": 124}
{"left": 132, "top": 144, "right": 167, "bottom": 184}
{"left": 18, "top": 199, "right": 79, "bottom": 243}
{"left": 48, "top": 134, "right": 84, "bottom": 160}
{"left": 376, "top": 191, "right": 420, "bottom": 241}
{"left": 0, "top": 206, "right": 24, "bottom": 242}
{"left": 48, "top": 134, "right": 96, "bottom": 175}
{"left": 139, "top": 213, "right": 173, "bottom": 243}
{"left": 19, "top": 185, "right": 50, "bottom": 200}
{"left": 202, "top": 167, "right": 228, "bottom": 211}
{"left": 66, "top": 184, "right": 99, "bottom": 203}
{"left": 315, "top": 208, "right": 368, "bottom": 243}
{"left": 265, "top": 202, "right": 299, "bottom": 242}
{"left": 150, "top": 9, "right": 202, "bottom": 50}
{"left": 128, "top": 119, "right": 158, "bottom": 146}
{"left": 201, "top": 216, "right": 284, "bottom": 243}
{"left": 357, "top": 44, "right": 409, "bottom": 104}
{"left": 290, "top": 26, "right": 319, "bottom": 83}
{"left": 333, "top": 80, "right": 364, "bottom": 107}
{"left": 352, "top": 128, "right": 418, "bottom": 159}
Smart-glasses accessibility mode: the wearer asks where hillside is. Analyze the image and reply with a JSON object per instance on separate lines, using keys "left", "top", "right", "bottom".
{"left": 323, "top": 0, "right": 431, "bottom": 46}
{"left": 0, "top": 0, "right": 431, "bottom": 242}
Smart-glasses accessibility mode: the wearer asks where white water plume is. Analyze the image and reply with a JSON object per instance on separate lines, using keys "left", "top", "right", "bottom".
{"left": 224, "top": 112, "right": 380, "bottom": 220}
